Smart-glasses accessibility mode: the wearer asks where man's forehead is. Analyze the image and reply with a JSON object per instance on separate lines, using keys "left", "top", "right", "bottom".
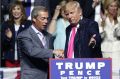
{"left": 38, "top": 11, "right": 48, "bottom": 15}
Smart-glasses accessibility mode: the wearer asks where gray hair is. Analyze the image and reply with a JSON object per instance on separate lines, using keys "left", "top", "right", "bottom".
{"left": 31, "top": 6, "right": 48, "bottom": 19}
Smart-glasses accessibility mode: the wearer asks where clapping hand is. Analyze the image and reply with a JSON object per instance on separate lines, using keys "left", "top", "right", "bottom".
{"left": 5, "top": 28, "right": 12, "bottom": 39}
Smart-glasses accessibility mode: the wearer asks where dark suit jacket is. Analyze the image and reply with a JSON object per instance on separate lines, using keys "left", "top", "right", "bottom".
{"left": 1, "top": 20, "right": 32, "bottom": 61}
{"left": 76, "top": 0, "right": 95, "bottom": 20}
{"left": 64, "top": 18, "right": 102, "bottom": 58}
{"left": 17, "top": 26, "right": 53, "bottom": 79}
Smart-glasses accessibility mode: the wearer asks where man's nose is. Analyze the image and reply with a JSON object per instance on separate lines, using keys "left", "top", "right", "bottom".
{"left": 44, "top": 19, "right": 48, "bottom": 23}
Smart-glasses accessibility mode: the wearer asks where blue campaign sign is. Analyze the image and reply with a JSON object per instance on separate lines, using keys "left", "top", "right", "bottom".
{"left": 49, "top": 58, "right": 112, "bottom": 79}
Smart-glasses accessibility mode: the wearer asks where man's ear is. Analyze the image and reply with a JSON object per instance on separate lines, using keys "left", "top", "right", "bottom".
{"left": 78, "top": 9, "right": 82, "bottom": 16}
{"left": 79, "top": 9, "right": 82, "bottom": 16}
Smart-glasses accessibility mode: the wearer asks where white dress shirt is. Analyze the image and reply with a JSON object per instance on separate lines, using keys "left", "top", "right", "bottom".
{"left": 31, "top": 25, "right": 46, "bottom": 47}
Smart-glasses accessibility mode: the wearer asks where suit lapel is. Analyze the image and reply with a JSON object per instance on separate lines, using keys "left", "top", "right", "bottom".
{"left": 66, "top": 26, "right": 72, "bottom": 41}
{"left": 74, "top": 20, "right": 85, "bottom": 57}
{"left": 66, "top": 26, "right": 72, "bottom": 48}
{"left": 29, "top": 27, "right": 44, "bottom": 48}
{"left": 42, "top": 30, "right": 50, "bottom": 49}
{"left": 18, "top": 24, "right": 23, "bottom": 34}
{"left": 74, "top": 28, "right": 79, "bottom": 45}
{"left": 9, "top": 24, "right": 16, "bottom": 41}
{"left": 45, "top": 36, "right": 49, "bottom": 48}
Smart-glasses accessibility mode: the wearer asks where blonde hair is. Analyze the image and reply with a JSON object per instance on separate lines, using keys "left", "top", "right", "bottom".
{"left": 65, "top": 1, "right": 81, "bottom": 13}
{"left": 104, "top": 0, "right": 120, "bottom": 10}
{"left": 101, "top": 0, "right": 120, "bottom": 26}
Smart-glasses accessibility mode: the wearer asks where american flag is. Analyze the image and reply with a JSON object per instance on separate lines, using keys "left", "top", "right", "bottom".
{"left": 0, "top": 67, "right": 20, "bottom": 79}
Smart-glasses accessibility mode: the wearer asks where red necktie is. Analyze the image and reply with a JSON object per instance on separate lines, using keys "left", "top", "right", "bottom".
{"left": 67, "top": 27, "right": 76, "bottom": 58}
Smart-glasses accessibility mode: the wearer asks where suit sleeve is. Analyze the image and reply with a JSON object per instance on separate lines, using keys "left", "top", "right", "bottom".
{"left": 17, "top": 35, "right": 53, "bottom": 59}
{"left": 89, "top": 21, "right": 102, "bottom": 48}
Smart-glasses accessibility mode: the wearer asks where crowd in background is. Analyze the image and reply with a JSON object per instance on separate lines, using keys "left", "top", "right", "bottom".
{"left": 1, "top": 0, "right": 120, "bottom": 79}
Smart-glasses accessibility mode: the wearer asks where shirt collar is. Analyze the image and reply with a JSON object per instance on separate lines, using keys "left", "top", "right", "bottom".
{"left": 31, "top": 25, "right": 43, "bottom": 36}
{"left": 76, "top": 24, "right": 80, "bottom": 28}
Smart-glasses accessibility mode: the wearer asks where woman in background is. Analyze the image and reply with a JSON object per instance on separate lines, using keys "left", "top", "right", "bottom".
{"left": 48, "top": 0, "right": 69, "bottom": 50}
{"left": 1, "top": 1, "right": 31, "bottom": 67}
{"left": 98, "top": 0, "right": 120, "bottom": 78}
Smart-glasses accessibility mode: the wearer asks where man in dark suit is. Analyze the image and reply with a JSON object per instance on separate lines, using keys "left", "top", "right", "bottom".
{"left": 64, "top": 1, "right": 102, "bottom": 58}
{"left": 17, "top": 6, "right": 63, "bottom": 79}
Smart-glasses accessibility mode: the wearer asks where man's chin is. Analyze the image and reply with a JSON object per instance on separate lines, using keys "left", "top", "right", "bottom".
{"left": 71, "top": 23, "right": 76, "bottom": 25}
{"left": 70, "top": 21, "right": 76, "bottom": 24}
{"left": 42, "top": 27, "right": 46, "bottom": 30}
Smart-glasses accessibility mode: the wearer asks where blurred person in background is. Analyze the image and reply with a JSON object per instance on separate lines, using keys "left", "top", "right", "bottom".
{"left": 1, "top": 1, "right": 32, "bottom": 67}
{"left": 1, "top": 0, "right": 11, "bottom": 23}
{"left": 98, "top": 0, "right": 120, "bottom": 78}
{"left": 48, "top": 0, "right": 70, "bottom": 51}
